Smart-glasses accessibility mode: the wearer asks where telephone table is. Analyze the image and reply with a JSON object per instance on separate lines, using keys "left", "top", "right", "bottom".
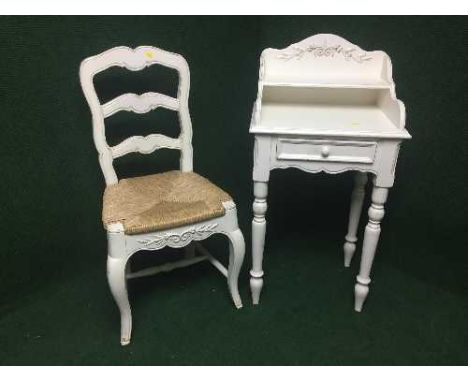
{"left": 249, "top": 34, "right": 411, "bottom": 311}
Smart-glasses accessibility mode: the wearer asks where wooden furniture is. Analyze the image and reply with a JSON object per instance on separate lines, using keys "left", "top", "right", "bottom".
{"left": 249, "top": 34, "right": 411, "bottom": 311}
{"left": 80, "top": 46, "right": 245, "bottom": 345}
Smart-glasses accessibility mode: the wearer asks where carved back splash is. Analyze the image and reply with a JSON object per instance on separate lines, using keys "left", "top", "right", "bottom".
{"left": 80, "top": 46, "right": 193, "bottom": 185}
{"left": 260, "top": 34, "right": 392, "bottom": 85}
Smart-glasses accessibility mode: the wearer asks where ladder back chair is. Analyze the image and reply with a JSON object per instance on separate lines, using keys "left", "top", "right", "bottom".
{"left": 80, "top": 46, "right": 245, "bottom": 345}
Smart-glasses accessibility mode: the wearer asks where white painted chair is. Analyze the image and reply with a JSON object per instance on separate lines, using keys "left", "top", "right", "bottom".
{"left": 80, "top": 46, "right": 245, "bottom": 345}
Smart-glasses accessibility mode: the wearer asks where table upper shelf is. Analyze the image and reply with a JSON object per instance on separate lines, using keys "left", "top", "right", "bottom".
{"left": 250, "top": 34, "right": 409, "bottom": 140}
{"left": 263, "top": 79, "right": 392, "bottom": 90}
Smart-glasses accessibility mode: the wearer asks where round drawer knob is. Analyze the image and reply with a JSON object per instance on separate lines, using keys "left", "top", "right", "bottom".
{"left": 321, "top": 145, "right": 330, "bottom": 158}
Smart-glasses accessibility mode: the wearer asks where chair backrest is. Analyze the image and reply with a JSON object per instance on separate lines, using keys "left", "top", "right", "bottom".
{"left": 80, "top": 46, "right": 193, "bottom": 185}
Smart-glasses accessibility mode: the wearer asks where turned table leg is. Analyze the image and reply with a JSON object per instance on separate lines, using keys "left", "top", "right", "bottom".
{"left": 354, "top": 183, "right": 389, "bottom": 312}
{"left": 250, "top": 181, "right": 268, "bottom": 305}
{"left": 344, "top": 172, "right": 368, "bottom": 267}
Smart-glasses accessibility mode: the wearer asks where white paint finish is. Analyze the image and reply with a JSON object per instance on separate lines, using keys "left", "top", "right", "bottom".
{"left": 126, "top": 254, "right": 211, "bottom": 280}
{"left": 262, "top": 87, "right": 390, "bottom": 110}
{"left": 226, "top": 229, "right": 246, "bottom": 309}
{"left": 251, "top": 34, "right": 410, "bottom": 140}
{"left": 126, "top": 243, "right": 229, "bottom": 280}
{"left": 80, "top": 46, "right": 245, "bottom": 345}
{"left": 262, "top": 79, "right": 391, "bottom": 89}
{"left": 102, "top": 92, "right": 180, "bottom": 118}
{"left": 80, "top": 46, "right": 193, "bottom": 185}
{"left": 195, "top": 243, "right": 228, "bottom": 277}
{"left": 252, "top": 136, "right": 274, "bottom": 182}
{"left": 250, "top": 181, "right": 268, "bottom": 304}
{"left": 252, "top": 102, "right": 410, "bottom": 139}
{"left": 344, "top": 172, "right": 368, "bottom": 267}
{"left": 276, "top": 139, "right": 377, "bottom": 164}
{"left": 354, "top": 185, "right": 389, "bottom": 312}
{"left": 110, "top": 134, "right": 181, "bottom": 158}
{"left": 107, "top": 242, "right": 131, "bottom": 346}
{"left": 249, "top": 34, "right": 411, "bottom": 311}
{"left": 133, "top": 223, "right": 220, "bottom": 252}
{"left": 269, "top": 138, "right": 400, "bottom": 188}
{"left": 104, "top": 171, "right": 245, "bottom": 348}
{"left": 261, "top": 34, "right": 388, "bottom": 89}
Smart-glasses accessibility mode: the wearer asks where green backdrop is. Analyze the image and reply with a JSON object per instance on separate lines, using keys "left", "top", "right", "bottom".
{"left": 0, "top": 16, "right": 467, "bottom": 365}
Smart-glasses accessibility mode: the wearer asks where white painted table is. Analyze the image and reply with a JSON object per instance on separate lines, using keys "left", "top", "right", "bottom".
{"left": 249, "top": 34, "right": 411, "bottom": 311}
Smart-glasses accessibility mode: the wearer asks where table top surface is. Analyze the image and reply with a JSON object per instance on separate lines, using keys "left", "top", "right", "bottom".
{"left": 250, "top": 103, "right": 411, "bottom": 139}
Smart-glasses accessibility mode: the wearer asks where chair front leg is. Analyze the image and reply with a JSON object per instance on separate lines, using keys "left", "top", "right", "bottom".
{"left": 107, "top": 229, "right": 132, "bottom": 346}
{"left": 226, "top": 229, "right": 245, "bottom": 309}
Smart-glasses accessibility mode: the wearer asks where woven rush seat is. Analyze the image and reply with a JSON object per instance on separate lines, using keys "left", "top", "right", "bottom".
{"left": 103, "top": 170, "right": 232, "bottom": 234}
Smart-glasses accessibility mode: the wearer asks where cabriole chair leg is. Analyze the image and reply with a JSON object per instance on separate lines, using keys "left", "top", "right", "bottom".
{"left": 226, "top": 229, "right": 245, "bottom": 309}
{"left": 107, "top": 255, "right": 132, "bottom": 345}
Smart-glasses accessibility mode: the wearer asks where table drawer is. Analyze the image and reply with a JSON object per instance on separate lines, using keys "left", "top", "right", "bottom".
{"left": 276, "top": 139, "right": 377, "bottom": 164}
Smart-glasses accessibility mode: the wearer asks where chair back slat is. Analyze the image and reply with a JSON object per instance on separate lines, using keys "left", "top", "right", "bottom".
{"left": 111, "top": 134, "right": 181, "bottom": 159}
{"left": 102, "top": 92, "right": 180, "bottom": 118}
{"left": 80, "top": 46, "right": 193, "bottom": 185}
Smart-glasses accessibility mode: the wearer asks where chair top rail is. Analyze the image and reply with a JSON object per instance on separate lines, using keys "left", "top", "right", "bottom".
{"left": 80, "top": 46, "right": 189, "bottom": 80}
